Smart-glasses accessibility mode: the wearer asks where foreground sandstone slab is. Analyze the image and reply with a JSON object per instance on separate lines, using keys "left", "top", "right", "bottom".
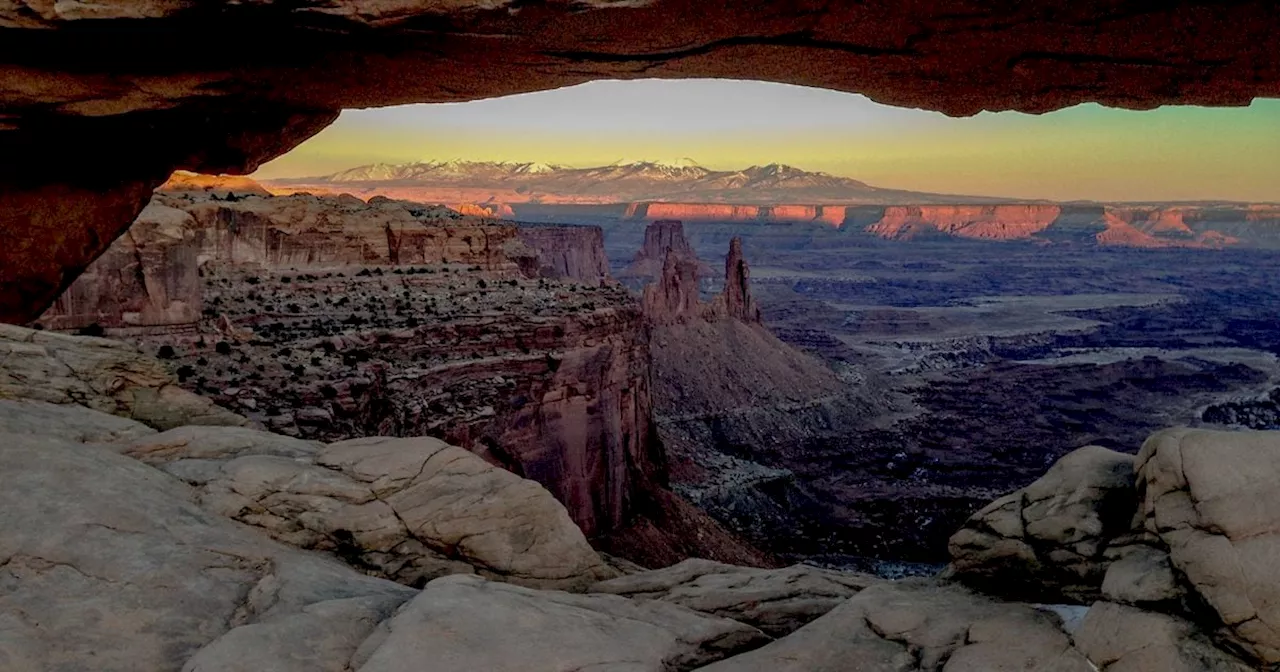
{"left": 592, "top": 558, "right": 874, "bottom": 636}
{"left": 694, "top": 579, "right": 1093, "bottom": 672}
{"left": 357, "top": 574, "right": 769, "bottom": 672}
{"left": 1075, "top": 601, "right": 1253, "bottom": 672}
{"left": 0, "top": 435, "right": 415, "bottom": 671}
{"left": 126, "top": 427, "right": 616, "bottom": 590}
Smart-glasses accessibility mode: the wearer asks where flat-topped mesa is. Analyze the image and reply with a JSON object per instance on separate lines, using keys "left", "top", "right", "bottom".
{"left": 719, "top": 237, "right": 761, "bottom": 324}
{"left": 515, "top": 226, "right": 611, "bottom": 285}
{"left": 621, "top": 219, "right": 712, "bottom": 281}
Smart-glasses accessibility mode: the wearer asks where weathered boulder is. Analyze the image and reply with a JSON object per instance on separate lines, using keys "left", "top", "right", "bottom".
{"left": 1136, "top": 427, "right": 1280, "bottom": 665}
{"left": 127, "top": 428, "right": 616, "bottom": 590}
{"left": 694, "top": 579, "right": 1094, "bottom": 672}
{"left": 0, "top": 323, "right": 247, "bottom": 430}
{"left": 591, "top": 558, "right": 874, "bottom": 636}
{"left": 947, "top": 445, "right": 1137, "bottom": 602}
{"left": 1075, "top": 601, "right": 1254, "bottom": 672}
{"left": 356, "top": 573, "right": 769, "bottom": 672}
{"left": 0, "top": 434, "right": 415, "bottom": 671}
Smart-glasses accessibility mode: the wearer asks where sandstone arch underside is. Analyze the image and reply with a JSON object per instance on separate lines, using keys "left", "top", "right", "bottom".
{"left": 3, "top": 0, "right": 1279, "bottom": 323}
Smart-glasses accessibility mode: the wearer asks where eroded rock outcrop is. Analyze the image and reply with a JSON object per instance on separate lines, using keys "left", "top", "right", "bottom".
{"left": 622, "top": 219, "right": 712, "bottom": 282}
{"left": 715, "top": 237, "right": 761, "bottom": 324}
{"left": 642, "top": 249, "right": 704, "bottom": 324}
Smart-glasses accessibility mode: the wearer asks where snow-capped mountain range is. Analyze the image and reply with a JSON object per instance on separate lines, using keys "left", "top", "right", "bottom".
{"left": 284, "top": 159, "right": 1006, "bottom": 205}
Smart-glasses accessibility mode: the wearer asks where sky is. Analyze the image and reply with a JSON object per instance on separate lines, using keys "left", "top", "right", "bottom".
{"left": 253, "top": 79, "right": 1280, "bottom": 203}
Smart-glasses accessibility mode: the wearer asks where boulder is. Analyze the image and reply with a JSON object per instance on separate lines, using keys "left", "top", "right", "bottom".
{"left": 694, "top": 579, "right": 1093, "bottom": 672}
{"left": 947, "top": 445, "right": 1137, "bottom": 602}
{"left": 1075, "top": 601, "right": 1254, "bottom": 671}
{"left": 0, "top": 324, "right": 247, "bottom": 430}
{"left": 1135, "top": 427, "right": 1280, "bottom": 664}
{"left": 129, "top": 429, "right": 615, "bottom": 590}
{"left": 591, "top": 558, "right": 875, "bottom": 636}
{"left": 0, "top": 434, "right": 415, "bottom": 671}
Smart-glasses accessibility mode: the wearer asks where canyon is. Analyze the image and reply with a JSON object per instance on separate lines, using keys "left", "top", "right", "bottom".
{"left": 34, "top": 181, "right": 773, "bottom": 569}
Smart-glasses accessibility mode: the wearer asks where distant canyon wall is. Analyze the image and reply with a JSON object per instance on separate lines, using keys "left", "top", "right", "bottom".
{"left": 618, "top": 202, "right": 1280, "bottom": 248}
{"left": 39, "top": 189, "right": 612, "bottom": 330}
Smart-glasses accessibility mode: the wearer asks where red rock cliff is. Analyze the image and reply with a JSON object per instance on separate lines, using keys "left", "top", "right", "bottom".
{"left": 38, "top": 202, "right": 204, "bottom": 330}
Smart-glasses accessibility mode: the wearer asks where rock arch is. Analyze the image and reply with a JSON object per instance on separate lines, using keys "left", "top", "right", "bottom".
{"left": 4, "top": 0, "right": 1280, "bottom": 322}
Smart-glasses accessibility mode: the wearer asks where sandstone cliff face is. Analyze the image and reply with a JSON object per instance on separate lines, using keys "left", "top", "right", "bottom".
{"left": 515, "top": 225, "right": 611, "bottom": 285}
{"left": 181, "top": 193, "right": 525, "bottom": 273}
{"left": 626, "top": 203, "right": 851, "bottom": 226}
{"left": 39, "top": 202, "right": 203, "bottom": 330}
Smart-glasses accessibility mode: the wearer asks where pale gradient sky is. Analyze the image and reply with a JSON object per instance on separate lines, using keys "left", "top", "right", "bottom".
{"left": 254, "top": 79, "right": 1280, "bottom": 202}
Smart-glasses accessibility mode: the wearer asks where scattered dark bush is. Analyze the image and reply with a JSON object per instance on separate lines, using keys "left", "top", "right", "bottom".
{"left": 157, "top": 345, "right": 176, "bottom": 359}
{"left": 76, "top": 324, "right": 105, "bottom": 337}
{"left": 215, "top": 341, "right": 232, "bottom": 355}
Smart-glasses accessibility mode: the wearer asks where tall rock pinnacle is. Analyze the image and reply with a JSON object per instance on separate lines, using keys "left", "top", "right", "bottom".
{"left": 721, "top": 237, "right": 761, "bottom": 324}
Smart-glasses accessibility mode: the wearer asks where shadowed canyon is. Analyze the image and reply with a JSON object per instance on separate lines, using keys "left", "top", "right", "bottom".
{"left": 7, "top": 2, "right": 1280, "bottom": 670}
